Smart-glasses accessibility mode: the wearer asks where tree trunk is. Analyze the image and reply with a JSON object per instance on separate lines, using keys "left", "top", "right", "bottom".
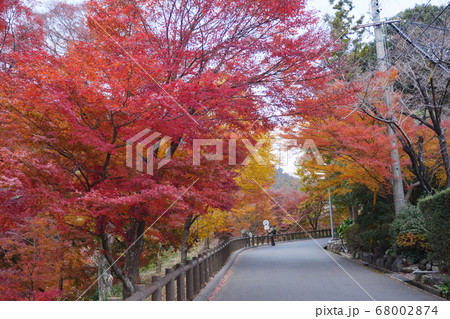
{"left": 122, "top": 220, "right": 146, "bottom": 299}
{"left": 405, "top": 181, "right": 420, "bottom": 203}
{"left": 181, "top": 215, "right": 193, "bottom": 265}
{"left": 156, "top": 242, "right": 162, "bottom": 273}
{"left": 394, "top": 127, "right": 433, "bottom": 195}
{"left": 100, "top": 219, "right": 146, "bottom": 300}
{"left": 437, "top": 132, "right": 450, "bottom": 187}
{"left": 349, "top": 206, "right": 357, "bottom": 221}
{"left": 98, "top": 235, "right": 113, "bottom": 301}
{"left": 307, "top": 215, "right": 319, "bottom": 230}
{"left": 100, "top": 234, "right": 134, "bottom": 300}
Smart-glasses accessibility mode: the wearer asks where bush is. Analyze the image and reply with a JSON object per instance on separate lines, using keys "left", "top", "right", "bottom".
{"left": 340, "top": 189, "right": 395, "bottom": 254}
{"left": 358, "top": 225, "right": 392, "bottom": 253}
{"left": 390, "top": 204, "right": 428, "bottom": 263}
{"left": 343, "top": 223, "right": 362, "bottom": 252}
{"left": 390, "top": 204, "right": 427, "bottom": 237}
{"left": 349, "top": 200, "right": 394, "bottom": 253}
{"left": 418, "top": 188, "right": 450, "bottom": 271}
{"left": 336, "top": 219, "right": 353, "bottom": 238}
{"left": 435, "top": 281, "right": 450, "bottom": 299}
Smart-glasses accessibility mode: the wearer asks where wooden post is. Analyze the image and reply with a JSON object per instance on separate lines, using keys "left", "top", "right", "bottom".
{"left": 193, "top": 257, "right": 200, "bottom": 294}
{"left": 151, "top": 276, "right": 162, "bottom": 301}
{"left": 165, "top": 268, "right": 175, "bottom": 301}
{"left": 211, "top": 249, "right": 217, "bottom": 274}
{"left": 186, "top": 260, "right": 194, "bottom": 301}
{"left": 199, "top": 254, "right": 205, "bottom": 288}
{"left": 204, "top": 252, "right": 209, "bottom": 278}
{"left": 204, "top": 251, "right": 210, "bottom": 281}
{"left": 175, "top": 264, "right": 185, "bottom": 301}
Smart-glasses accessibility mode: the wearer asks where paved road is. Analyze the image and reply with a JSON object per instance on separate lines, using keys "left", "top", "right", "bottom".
{"left": 210, "top": 239, "right": 443, "bottom": 301}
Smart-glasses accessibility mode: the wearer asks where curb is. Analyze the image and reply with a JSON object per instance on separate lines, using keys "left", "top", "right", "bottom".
{"left": 326, "top": 247, "right": 447, "bottom": 300}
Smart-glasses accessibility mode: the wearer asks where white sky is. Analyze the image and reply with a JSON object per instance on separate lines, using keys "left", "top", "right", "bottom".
{"left": 308, "top": 0, "right": 447, "bottom": 22}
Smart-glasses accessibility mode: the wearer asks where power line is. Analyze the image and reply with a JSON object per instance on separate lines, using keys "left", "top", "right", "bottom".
{"left": 409, "top": 21, "right": 450, "bottom": 31}
{"left": 389, "top": 22, "right": 450, "bottom": 74}
{"left": 389, "top": 3, "right": 449, "bottom": 70}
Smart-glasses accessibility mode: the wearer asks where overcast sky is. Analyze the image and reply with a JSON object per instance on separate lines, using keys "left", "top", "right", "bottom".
{"left": 309, "top": 0, "right": 447, "bottom": 21}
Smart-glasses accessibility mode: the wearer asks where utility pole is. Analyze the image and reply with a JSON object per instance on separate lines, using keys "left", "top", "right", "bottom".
{"left": 371, "top": 0, "right": 406, "bottom": 215}
{"left": 328, "top": 189, "right": 334, "bottom": 239}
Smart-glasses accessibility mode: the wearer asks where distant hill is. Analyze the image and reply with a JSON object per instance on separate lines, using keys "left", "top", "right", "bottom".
{"left": 271, "top": 168, "right": 300, "bottom": 190}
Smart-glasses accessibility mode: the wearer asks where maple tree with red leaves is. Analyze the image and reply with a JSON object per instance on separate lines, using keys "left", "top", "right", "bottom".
{"left": 1, "top": 0, "right": 331, "bottom": 299}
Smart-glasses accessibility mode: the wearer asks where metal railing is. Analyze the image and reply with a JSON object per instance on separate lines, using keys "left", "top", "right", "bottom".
{"left": 125, "top": 229, "right": 332, "bottom": 301}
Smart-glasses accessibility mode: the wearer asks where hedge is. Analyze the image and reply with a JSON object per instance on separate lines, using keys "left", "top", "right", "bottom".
{"left": 418, "top": 188, "right": 450, "bottom": 270}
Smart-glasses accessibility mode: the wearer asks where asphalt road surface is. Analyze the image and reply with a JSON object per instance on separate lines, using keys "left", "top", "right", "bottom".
{"left": 209, "top": 238, "right": 443, "bottom": 301}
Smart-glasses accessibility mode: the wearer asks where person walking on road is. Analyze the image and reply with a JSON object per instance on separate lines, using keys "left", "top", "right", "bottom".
{"left": 268, "top": 225, "right": 276, "bottom": 246}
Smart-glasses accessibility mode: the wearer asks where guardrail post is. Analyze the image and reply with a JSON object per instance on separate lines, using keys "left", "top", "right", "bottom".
{"left": 165, "top": 268, "right": 175, "bottom": 301}
{"left": 175, "top": 264, "right": 185, "bottom": 301}
{"left": 134, "top": 284, "right": 146, "bottom": 301}
{"left": 193, "top": 257, "right": 200, "bottom": 294}
{"left": 199, "top": 254, "right": 205, "bottom": 288}
{"left": 204, "top": 251, "right": 210, "bottom": 281}
{"left": 151, "top": 276, "right": 162, "bottom": 301}
{"left": 211, "top": 249, "right": 217, "bottom": 273}
{"left": 210, "top": 250, "right": 214, "bottom": 274}
{"left": 186, "top": 260, "right": 194, "bottom": 301}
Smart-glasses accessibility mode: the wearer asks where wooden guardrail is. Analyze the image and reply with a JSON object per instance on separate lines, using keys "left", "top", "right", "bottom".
{"left": 125, "top": 229, "right": 332, "bottom": 301}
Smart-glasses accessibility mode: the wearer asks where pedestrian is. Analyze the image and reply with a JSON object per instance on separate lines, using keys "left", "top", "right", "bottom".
{"left": 268, "top": 225, "right": 276, "bottom": 246}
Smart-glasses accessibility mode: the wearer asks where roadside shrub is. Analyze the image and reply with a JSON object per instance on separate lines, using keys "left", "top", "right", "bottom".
{"left": 418, "top": 188, "right": 450, "bottom": 271}
{"left": 435, "top": 281, "right": 450, "bottom": 299}
{"left": 343, "top": 223, "right": 362, "bottom": 252}
{"left": 390, "top": 204, "right": 428, "bottom": 263}
{"left": 357, "top": 225, "right": 392, "bottom": 253}
{"left": 340, "top": 189, "right": 395, "bottom": 254}
{"left": 336, "top": 219, "right": 353, "bottom": 238}
{"left": 348, "top": 200, "right": 394, "bottom": 253}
